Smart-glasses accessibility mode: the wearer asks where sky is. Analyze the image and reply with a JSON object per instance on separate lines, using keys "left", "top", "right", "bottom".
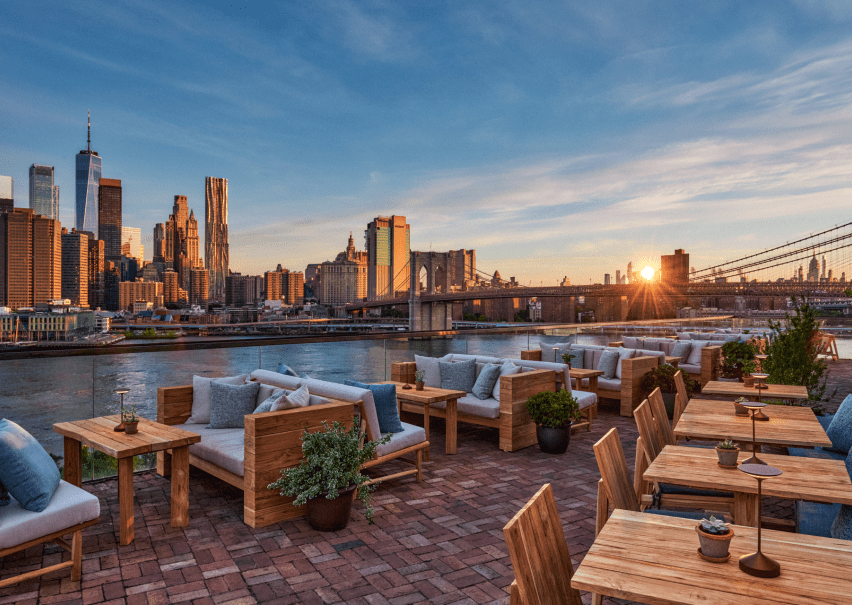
{"left": 2, "top": 1, "right": 852, "bottom": 285}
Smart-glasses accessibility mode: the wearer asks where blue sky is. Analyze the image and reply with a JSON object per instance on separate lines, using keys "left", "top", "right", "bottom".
{"left": 2, "top": 1, "right": 851, "bottom": 285}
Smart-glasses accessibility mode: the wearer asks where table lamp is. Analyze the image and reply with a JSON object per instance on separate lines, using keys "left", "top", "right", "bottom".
{"left": 749, "top": 373, "right": 770, "bottom": 421}
{"left": 741, "top": 401, "right": 767, "bottom": 465}
{"left": 738, "top": 463, "right": 782, "bottom": 578}
{"left": 114, "top": 389, "right": 130, "bottom": 432}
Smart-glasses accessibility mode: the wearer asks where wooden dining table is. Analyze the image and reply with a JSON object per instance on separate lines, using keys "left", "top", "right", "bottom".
{"left": 644, "top": 445, "right": 852, "bottom": 526}
{"left": 674, "top": 398, "right": 832, "bottom": 452}
{"left": 701, "top": 381, "right": 808, "bottom": 402}
{"left": 571, "top": 509, "right": 852, "bottom": 605}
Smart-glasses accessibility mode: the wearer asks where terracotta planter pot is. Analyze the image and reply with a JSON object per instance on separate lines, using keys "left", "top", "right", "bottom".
{"left": 306, "top": 484, "right": 357, "bottom": 532}
{"left": 696, "top": 526, "right": 734, "bottom": 560}
{"left": 716, "top": 446, "right": 740, "bottom": 468}
{"left": 743, "top": 376, "right": 755, "bottom": 388}
{"left": 415, "top": 382, "right": 424, "bottom": 391}
{"left": 536, "top": 424, "right": 571, "bottom": 455}
{"left": 733, "top": 401, "right": 750, "bottom": 416}
{"left": 123, "top": 421, "right": 139, "bottom": 435}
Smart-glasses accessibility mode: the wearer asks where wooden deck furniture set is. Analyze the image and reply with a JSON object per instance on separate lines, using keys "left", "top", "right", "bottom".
{"left": 391, "top": 360, "right": 556, "bottom": 452}
{"left": 55, "top": 415, "right": 200, "bottom": 545}
{"left": 571, "top": 509, "right": 852, "bottom": 605}
{"left": 701, "top": 380, "right": 809, "bottom": 402}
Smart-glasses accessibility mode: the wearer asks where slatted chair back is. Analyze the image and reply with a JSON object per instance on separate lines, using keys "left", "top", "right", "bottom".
{"left": 647, "top": 387, "right": 676, "bottom": 446}
{"left": 593, "top": 428, "right": 641, "bottom": 513}
{"left": 503, "top": 483, "right": 583, "bottom": 605}
{"left": 634, "top": 399, "right": 664, "bottom": 464}
{"left": 673, "top": 370, "right": 688, "bottom": 427}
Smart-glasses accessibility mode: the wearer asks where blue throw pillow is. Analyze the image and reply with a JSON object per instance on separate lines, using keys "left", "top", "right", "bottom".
{"left": 277, "top": 363, "right": 300, "bottom": 377}
{"left": 830, "top": 451, "right": 852, "bottom": 540}
{"left": 597, "top": 349, "right": 619, "bottom": 380}
{"left": 0, "top": 419, "right": 61, "bottom": 512}
{"left": 0, "top": 480, "right": 9, "bottom": 507}
{"left": 439, "top": 359, "right": 476, "bottom": 393}
{"left": 472, "top": 363, "right": 502, "bottom": 399}
{"left": 344, "top": 380, "right": 405, "bottom": 433}
{"left": 826, "top": 395, "right": 852, "bottom": 455}
{"left": 208, "top": 381, "right": 260, "bottom": 429}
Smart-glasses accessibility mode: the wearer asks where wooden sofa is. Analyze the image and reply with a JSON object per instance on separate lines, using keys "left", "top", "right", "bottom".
{"left": 522, "top": 348, "right": 660, "bottom": 417}
{"left": 391, "top": 361, "right": 555, "bottom": 452}
{"left": 156, "top": 384, "right": 352, "bottom": 528}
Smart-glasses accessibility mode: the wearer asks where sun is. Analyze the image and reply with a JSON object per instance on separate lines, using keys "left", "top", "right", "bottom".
{"left": 640, "top": 265, "right": 655, "bottom": 281}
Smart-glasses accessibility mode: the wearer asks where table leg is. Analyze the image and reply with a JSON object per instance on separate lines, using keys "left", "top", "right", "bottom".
{"left": 733, "top": 493, "right": 758, "bottom": 527}
{"left": 171, "top": 446, "right": 190, "bottom": 527}
{"left": 118, "top": 457, "right": 134, "bottom": 545}
{"left": 588, "top": 377, "right": 599, "bottom": 419}
{"left": 422, "top": 404, "right": 431, "bottom": 461}
{"left": 64, "top": 437, "right": 82, "bottom": 487}
{"left": 446, "top": 398, "right": 458, "bottom": 455}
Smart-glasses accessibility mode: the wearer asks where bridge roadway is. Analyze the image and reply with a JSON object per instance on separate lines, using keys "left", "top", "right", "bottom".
{"left": 347, "top": 281, "right": 850, "bottom": 310}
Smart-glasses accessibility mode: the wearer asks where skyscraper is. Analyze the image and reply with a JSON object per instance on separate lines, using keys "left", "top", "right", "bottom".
{"left": 76, "top": 111, "right": 102, "bottom": 237}
{"left": 61, "top": 228, "right": 89, "bottom": 306}
{"left": 365, "top": 215, "right": 410, "bottom": 300}
{"left": 0, "top": 176, "right": 12, "bottom": 213}
{"left": 661, "top": 249, "right": 689, "bottom": 286}
{"left": 29, "top": 164, "right": 59, "bottom": 220}
{"left": 205, "top": 177, "right": 228, "bottom": 300}
{"left": 121, "top": 226, "right": 144, "bottom": 263}
{"left": 157, "top": 196, "right": 202, "bottom": 290}
{"left": 87, "top": 237, "right": 104, "bottom": 309}
{"left": 98, "top": 178, "right": 122, "bottom": 263}
{"left": 190, "top": 269, "right": 209, "bottom": 306}
{"left": 0, "top": 208, "right": 61, "bottom": 309}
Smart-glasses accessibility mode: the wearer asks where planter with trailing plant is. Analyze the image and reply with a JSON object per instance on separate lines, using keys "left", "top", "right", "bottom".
{"left": 696, "top": 516, "right": 734, "bottom": 561}
{"left": 525, "top": 389, "right": 581, "bottom": 454}
{"left": 715, "top": 439, "right": 740, "bottom": 468}
{"left": 639, "top": 364, "right": 699, "bottom": 418}
{"left": 415, "top": 370, "right": 425, "bottom": 391}
{"left": 268, "top": 420, "right": 389, "bottom": 531}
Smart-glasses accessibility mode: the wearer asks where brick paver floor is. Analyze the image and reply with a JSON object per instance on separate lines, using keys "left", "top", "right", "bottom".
{"left": 2, "top": 360, "right": 849, "bottom": 605}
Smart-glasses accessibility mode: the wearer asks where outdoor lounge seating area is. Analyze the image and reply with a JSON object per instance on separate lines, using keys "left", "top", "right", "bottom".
{"left": 2, "top": 354, "right": 850, "bottom": 604}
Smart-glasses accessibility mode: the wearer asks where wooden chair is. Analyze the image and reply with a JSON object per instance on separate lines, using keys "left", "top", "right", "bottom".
{"left": 503, "top": 483, "right": 584, "bottom": 605}
{"left": 673, "top": 370, "right": 689, "bottom": 428}
{"left": 647, "top": 387, "right": 676, "bottom": 446}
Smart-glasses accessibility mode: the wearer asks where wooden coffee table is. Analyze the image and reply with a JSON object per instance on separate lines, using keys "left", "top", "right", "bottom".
{"left": 383, "top": 382, "right": 465, "bottom": 458}
{"left": 54, "top": 416, "right": 200, "bottom": 545}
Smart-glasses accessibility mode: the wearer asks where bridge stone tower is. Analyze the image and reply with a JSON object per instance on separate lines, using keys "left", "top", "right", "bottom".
{"left": 408, "top": 250, "right": 473, "bottom": 331}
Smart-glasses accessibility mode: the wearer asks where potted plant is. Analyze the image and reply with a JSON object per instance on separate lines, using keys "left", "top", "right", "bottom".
{"left": 696, "top": 516, "right": 734, "bottom": 561}
{"left": 715, "top": 439, "right": 740, "bottom": 468}
{"left": 414, "top": 370, "right": 425, "bottom": 391}
{"left": 525, "top": 389, "right": 581, "bottom": 454}
{"left": 560, "top": 351, "right": 581, "bottom": 369}
{"left": 733, "top": 396, "right": 750, "bottom": 416}
{"left": 639, "top": 364, "right": 699, "bottom": 419}
{"left": 718, "top": 341, "right": 758, "bottom": 382}
{"left": 268, "top": 420, "right": 389, "bottom": 531}
{"left": 122, "top": 403, "right": 139, "bottom": 434}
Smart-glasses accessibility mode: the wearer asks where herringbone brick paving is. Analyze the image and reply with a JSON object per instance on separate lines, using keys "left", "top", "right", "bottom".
{"left": 2, "top": 360, "right": 848, "bottom": 605}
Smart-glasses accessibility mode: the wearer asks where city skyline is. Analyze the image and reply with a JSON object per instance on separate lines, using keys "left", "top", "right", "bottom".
{"left": 3, "top": 2, "right": 852, "bottom": 285}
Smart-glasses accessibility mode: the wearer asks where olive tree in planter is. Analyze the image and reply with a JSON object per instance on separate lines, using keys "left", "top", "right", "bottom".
{"left": 639, "top": 364, "right": 699, "bottom": 419}
{"left": 525, "top": 389, "right": 581, "bottom": 454}
{"left": 268, "top": 420, "right": 389, "bottom": 531}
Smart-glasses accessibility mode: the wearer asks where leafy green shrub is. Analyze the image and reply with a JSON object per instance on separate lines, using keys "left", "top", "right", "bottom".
{"left": 267, "top": 420, "right": 389, "bottom": 523}
{"left": 525, "top": 389, "right": 580, "bottom": 427}
{"left": 639, "top": 363, "right": 698, "bottom": 397}
{"left": 718, "top": 341, "right": 758, "bottom": 379}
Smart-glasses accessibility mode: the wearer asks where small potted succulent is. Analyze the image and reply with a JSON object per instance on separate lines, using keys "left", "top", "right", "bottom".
{"left": 268, "top": 420, "right": 389, "bottom": 531}
{"left": 696, "top": 516, "right": 734, "bottom": 561}
{"left": 414, "top": 370, "right": 425, "bottom": 391}
{"left": 715, "top": 439, "right": 740, "bottom": 468}
{"left": 122, "top": 403, "right": 139, "bottom": 434}
{"left": 733, "top": 396, "right": 750, "bottom": 416}
{"left": 525, "top": 389, "right": 581, "bottom": 454}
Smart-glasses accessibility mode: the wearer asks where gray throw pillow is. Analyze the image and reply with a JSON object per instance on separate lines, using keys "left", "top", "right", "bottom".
{"left": 271, "top": 384, "right": 311, "bottom": 411}
{"left": 597, "top": 349, "right": 619, "bottom": 380}
{"left": 208, "top": 381, "right": 260, "bottom": 429}
{"left": 671, "top": 341, "right": 692, "bottom": 360}
{"left": 492, "top": 361, "right": 522, "bottom": 401}
{"left": 558, "top": 347, "right": 583, "bottom": 369}
{"left": 415, "top": 355, "right": 441, "bottom": 388}
{"left": 253, "top": 388, "right": 284, "bottom": 414}
{"left": 472, "top": 363, "right": 502, "bottom": 399}
{"left": 188, "top": 374, "right": 248, "bottom": 424}
{"left": 439, "top": 359, "right": 476, "bottom": 393}
{"left": 539, "top": 342, "right": 570, "bottom": 363}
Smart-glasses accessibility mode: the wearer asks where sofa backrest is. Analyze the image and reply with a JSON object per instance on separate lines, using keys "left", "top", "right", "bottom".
{"left": 537, "top": 342, "right": 572, "bottom": 363}
{"left": 504, "top": 358, "right": 571, "bottom": 392}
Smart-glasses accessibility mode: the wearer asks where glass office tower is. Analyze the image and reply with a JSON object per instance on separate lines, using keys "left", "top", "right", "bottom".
{"left": 76, "top": 112, "right": 102, "bottom": 238}
{"left": 29, "top": 164, "right": 58, "bottom": 220}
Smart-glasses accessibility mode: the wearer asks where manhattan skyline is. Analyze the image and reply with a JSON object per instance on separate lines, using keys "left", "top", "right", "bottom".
{"left": 3, "top": 1, "right": 852, "bottom": 285}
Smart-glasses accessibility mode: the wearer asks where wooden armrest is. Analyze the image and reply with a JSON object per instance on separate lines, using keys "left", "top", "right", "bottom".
{"left": 157, "top": 385, "right": 193, "bottom": 425}
{"left": 608, "top": 341, "right": 623, "bottom": 347}
{"left": 520, "top": 349, "right": 543, "bottom": 361}
{"left": 500, "top": 369, "right": 555, "bottom": 406}
{"left": 245, "top": 400, "right": 355, "bottom": 438}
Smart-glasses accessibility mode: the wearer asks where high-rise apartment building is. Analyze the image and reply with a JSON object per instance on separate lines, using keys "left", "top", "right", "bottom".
{"left": 163, "top": 269, "right": 182, "bottom": 306}
{"left": 0, "top": 176, "right": 12, "bottom": 211}
{"left": 0, "top": 208, "right": 61, "bottom": 310}
{"left": 205, "top": 177, "right": 228, "bottom": 300}
{"left": 76, "top": 112, "right": 102, "bottom": 237}
{"left": 661, "top": 249, "right": 689, "bottom": 286}
{"left": 121, "top": 226, "right": 144, "bottom": 263}
{"left": 365, "top": 215, "right": 409, "bottom": 300}
{"left": 61, "top": 228, "right": 89, "bottom": 307}
{"left": 98, "top": 178, "right": 122, "bottom": 262}
{"left": 153, "top": 223, "right": 165, "bottom": 261}
{"left": 155, "top": 196, "right": 203, "bottom": 290}
{"left": 190, "top": 269, "right": 209, "bottom": 306}
{"left": 615, "top": 270, "right": 621, "bottom": 285}
{"left": 264, "top": 265, "right": 304, "bottom": 305}
{"left": 119, "top": 280, "right": 163, "bottom": 311}
{"left": 29, "top": 164, "right": 59, "bottom": 220}
{"left": 226, "top": 273, "right": 263, "bottom": 306}
{"left": 87, "top": 236, "right": 104, "bottom": 309}
{"left": 104, "top": 261, "right": 120, "bottom": 311}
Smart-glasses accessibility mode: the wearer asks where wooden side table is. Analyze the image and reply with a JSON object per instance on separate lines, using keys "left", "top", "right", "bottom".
{"left": 383, "top": 383, "right": 465, "bottom": 458}
{"left": 54, "top": 416, "right": 200, "bottom": 545}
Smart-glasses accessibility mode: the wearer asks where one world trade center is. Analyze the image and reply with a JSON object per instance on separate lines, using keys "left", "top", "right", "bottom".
{"left": 76, "top": 111, "right": 102, "bottom": 237}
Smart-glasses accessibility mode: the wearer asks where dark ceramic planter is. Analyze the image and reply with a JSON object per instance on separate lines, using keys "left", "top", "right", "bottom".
{"left": 306, "top": 484, "right": 357, "bottom": 532}
{"left": 536, "top": 424, "right": 571, "bottom": 454}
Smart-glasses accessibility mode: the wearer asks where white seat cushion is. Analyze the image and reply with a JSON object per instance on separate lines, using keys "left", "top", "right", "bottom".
{"left": 679, "top": 363, "right": 701, "bottom": 375}
{"left": 0, "top": 480, "right": 100, "bottom": 550}
{"left": 173, "top": 424, "right": 245, "bottom": 477}
{"left": 431, "top": 394, "right": 501, "bottom": 419}
{"left": 573, "top": 390, "right": 597, "bottom": 410}
{"left": 376, "top": 422, "right": 426, "bottom": 457}
{"left": 596, "top": 377, "right": 622, "bottom": 392}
